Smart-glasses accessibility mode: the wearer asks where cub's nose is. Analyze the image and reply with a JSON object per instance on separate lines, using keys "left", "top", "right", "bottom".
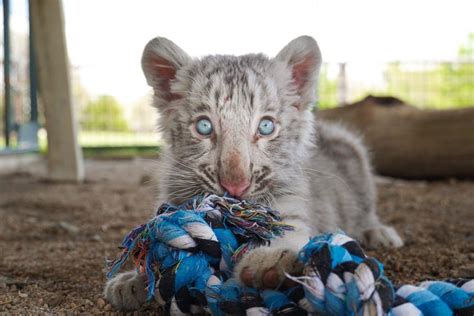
{"left": 220, "top": 180, "right": 250, "bottom": 198}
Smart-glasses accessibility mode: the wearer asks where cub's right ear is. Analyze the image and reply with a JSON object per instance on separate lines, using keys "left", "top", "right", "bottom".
{"left": 141, "top": 37, "right": 191, "bottom": 102}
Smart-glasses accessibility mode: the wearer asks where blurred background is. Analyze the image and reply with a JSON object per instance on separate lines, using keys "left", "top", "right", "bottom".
{"left": 1, "top": 1, "right": 473, "bottom": 313}
{"left": 1, "top": 0, "right": 473, "bottom": 157}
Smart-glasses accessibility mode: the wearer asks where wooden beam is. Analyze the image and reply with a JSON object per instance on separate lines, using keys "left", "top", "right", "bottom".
{"left": 30, "top": 0, "right": 84, "bottom": 182}
{"left": 318, "top": 96, "right": 474, "bottom": 179}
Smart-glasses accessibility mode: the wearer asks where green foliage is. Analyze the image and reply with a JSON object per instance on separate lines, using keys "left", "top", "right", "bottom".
{"left": 458, "top": 33, "right": 474, "bottom": 57}
{"left": 81, "top": 95, "right": 129, "bottom": 131}
{"left": 81, "top": 145, "right": 159, "bottom": 159}
{"left": 385, "top": 33, "right": 474, "bottom": 109}
{"left": 317, "top": 64, "right": 338, "bottom": 109}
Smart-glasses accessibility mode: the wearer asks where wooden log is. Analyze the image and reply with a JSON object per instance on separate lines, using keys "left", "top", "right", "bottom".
{"left": 317, "top": 96, "right": 474, "bottom": 179}
{"left": 30, "top": 0, "right": 84, "bottom": 182}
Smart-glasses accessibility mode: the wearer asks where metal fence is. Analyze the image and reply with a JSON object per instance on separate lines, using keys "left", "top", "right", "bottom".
{"left": 1, "top": 0, "right": 39, "bottom": 153}
{"left": 2, "top": 60, "right": 473, "bottom": 152}
{"left": 318, "top": 60, "right": 474, "bottom": 109}
{"left": 1, "top": 0, "right": 472, "bottom": 152}
{"left": 71, "top": 60, "right": 474, "bottom": 150}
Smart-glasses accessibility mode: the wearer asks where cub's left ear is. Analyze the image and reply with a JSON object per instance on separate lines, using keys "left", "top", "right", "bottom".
{"left": 274, "top": 36, "right": 322, "bottom": 110}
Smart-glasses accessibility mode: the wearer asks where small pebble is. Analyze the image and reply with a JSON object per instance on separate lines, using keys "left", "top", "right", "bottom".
{"left": 140, "top": 174, "right": 151, "bottom": 185}
{"left": 459, "top": 263, "right": 474, "bottom": 276}
{"left": 67, "top": 241, "right": 76, "bottom": 249}
{"left": 0, "top": 280, "right": 6, "bottom": 289}
{"left": 104, "top": 304, "right": 112, "bottom": 311}
{"left": 90, "top": 307, "right": 100, "bottom": 313}
{"left": 59, "top": 221, "right": 80, "bottom": 234}
{"left": 18, "top": 292, "right": 28, "bottom": 298}
{"left": 96, "top": 298, "right": 106, "bottom": 308}
{"left": 85, "top": 299, "right": 94, "bottom": 306}
{"left": 393, "top": 262, "right": 401, "bottom": 272}
{"left": 48, "top": 296, "right": 64, "bottom": 307}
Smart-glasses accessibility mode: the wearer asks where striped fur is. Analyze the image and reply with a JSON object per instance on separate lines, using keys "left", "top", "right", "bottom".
{"left": 104, "top": 36, "right": 403, "bottom": 311}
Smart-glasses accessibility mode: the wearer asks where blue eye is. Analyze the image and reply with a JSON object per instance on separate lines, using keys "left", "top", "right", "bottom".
{"left": 196, "top": 118, "right": 213, "bottom": 136}
{"left": 258, "top": 118, "right": 275, "bottom": 136}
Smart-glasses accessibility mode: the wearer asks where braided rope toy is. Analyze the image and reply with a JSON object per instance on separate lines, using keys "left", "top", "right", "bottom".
{"left": 107, "top": 194, "right": 474, "bottom": 315}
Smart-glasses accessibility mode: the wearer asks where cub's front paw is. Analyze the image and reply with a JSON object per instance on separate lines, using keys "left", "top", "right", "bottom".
{"left": 234, "top": 247, "right": 303, "bottom": 289}
{"left": 104, "top": 270, "right": 148, "bottom": 311}
{"left": 362, "top": 225, "right": 404, "bottom": 249}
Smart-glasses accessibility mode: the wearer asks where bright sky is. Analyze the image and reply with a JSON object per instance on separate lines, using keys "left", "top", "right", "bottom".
{"left": 7, "top": 0, "right": 474, "bottom": 105}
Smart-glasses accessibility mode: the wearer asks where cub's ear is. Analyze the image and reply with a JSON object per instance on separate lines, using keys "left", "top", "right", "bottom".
{"left": 274, "top": 36, "right": 322, "bottom": 110}
{"left": 141, "top": 37, "right": 191, "bottom": 102}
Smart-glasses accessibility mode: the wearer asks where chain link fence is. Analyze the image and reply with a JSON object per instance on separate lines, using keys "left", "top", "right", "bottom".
{"left": 318, "top": 60, "right": 474, "bottom": 109}
{"left": 2, "top": 2, "right": 473, "bottom": 153}
{"left": 2, "top": 59, "right": 473, "bottom": 152}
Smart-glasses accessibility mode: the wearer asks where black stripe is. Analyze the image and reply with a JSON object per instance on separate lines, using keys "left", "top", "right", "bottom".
{"left": 214, "top": 89, "right": 221, "bottom": 105}
{"left": 274, "top": 304, "right": 307, "bottom": 316}
{"left": 175, "top": 286, "right": 192, "bottom": 313}
{"left": 197, "top": 175, "right": 216, "bottom": 192}
{"left": 364, "top": 258, "right": 381, "bottom": 279}
{"left": 454, "top": 305, "right": 474, "bottom": 316}
{"left": 204, "top": 215, "right": 225, "bottom": 228}
{"left": 218, "top": 301, "right": 244, "bottom": 314}
{"left": 194, "top": 291, "right": 208, "bottom": 307}
{"left": 183, "top": 246, "right": 200, "bottom": 253}
{"left": 392, "top": 295, "right": 408, "bottom": 307}
{"left": 445, "top": 278, "right": 472, "bottom": 287}
{"left": 342, "top": 241, "right": 366, "bottom": 258}
{"left": 195, "top": 103, "right": 211, "bottom": 113}
{"left": 202, "top": 168, "right": 216, "bottom": 185}
{"left": 255, "top": 169, "right": 270, "bottom": 184}
{"left": 310, "top": 244, "right": 332, "bottom": 284}
{"left": 241, "top": 290, "right": 264, "bottom": 309}
{"left": 214, "top": 270, "right": 231, "bottom": 281}
{"left": 194, "top": 238, "right": 222, "bottom": 259}
{"left": 376, "top": 277, "right": 395, "bottom": 312}
{"left": 203, "top": 79, "right": 214, "bottom": 93}
{"left": 333, "top": 261, "right": 358, "bottom": 280}
{"left": 164, "top": 300, "right": 172, "bottom": 316}
{"left": 288, "top": 286, "right": 305, "bottom": 303}
{"left": 159, "top": 268, "right": 176, "bottom": 303}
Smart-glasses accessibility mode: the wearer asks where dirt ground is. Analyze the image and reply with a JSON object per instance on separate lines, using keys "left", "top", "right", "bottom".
{"left": 0, "top": 159, "right": 473, "bottom": 314}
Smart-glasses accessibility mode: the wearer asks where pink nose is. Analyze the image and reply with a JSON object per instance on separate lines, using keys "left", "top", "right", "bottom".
{"left": 220, "top": 180, "right": 250, "bottom": 198}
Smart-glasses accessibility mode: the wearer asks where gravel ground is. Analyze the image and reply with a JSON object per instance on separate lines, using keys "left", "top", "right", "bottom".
{"left": 0, "top": 159, "right": 473, "bottom": 314}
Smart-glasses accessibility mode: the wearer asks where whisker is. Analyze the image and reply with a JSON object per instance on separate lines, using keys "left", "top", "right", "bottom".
{"left": 298, "top": 167, "right": 350, "bottom": 190}
{"left": 158, "top": 151, "right": 195, "bottom": 171}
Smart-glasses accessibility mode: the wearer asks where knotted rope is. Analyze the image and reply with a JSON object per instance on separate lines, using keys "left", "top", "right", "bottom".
{"left": 106, "top": 194, "right": 474, "bottom": 315}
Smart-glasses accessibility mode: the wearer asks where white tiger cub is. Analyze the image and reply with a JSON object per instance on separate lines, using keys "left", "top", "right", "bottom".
{"left": 104, "top": 35, "right": 403, "bottom": 310}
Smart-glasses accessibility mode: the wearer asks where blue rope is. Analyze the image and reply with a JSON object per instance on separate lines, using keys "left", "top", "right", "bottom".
{"left": 107, "top": 194, "right": 474, "bottom": 315}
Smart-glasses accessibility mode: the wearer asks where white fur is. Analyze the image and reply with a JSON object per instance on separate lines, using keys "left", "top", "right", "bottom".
{"left": 104, "top": 35, "right": 403, "bottom": 311}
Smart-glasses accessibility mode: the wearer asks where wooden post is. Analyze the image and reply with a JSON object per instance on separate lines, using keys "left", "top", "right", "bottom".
{"left": 29, "top": 0, "right": 84, "bottom": 182}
